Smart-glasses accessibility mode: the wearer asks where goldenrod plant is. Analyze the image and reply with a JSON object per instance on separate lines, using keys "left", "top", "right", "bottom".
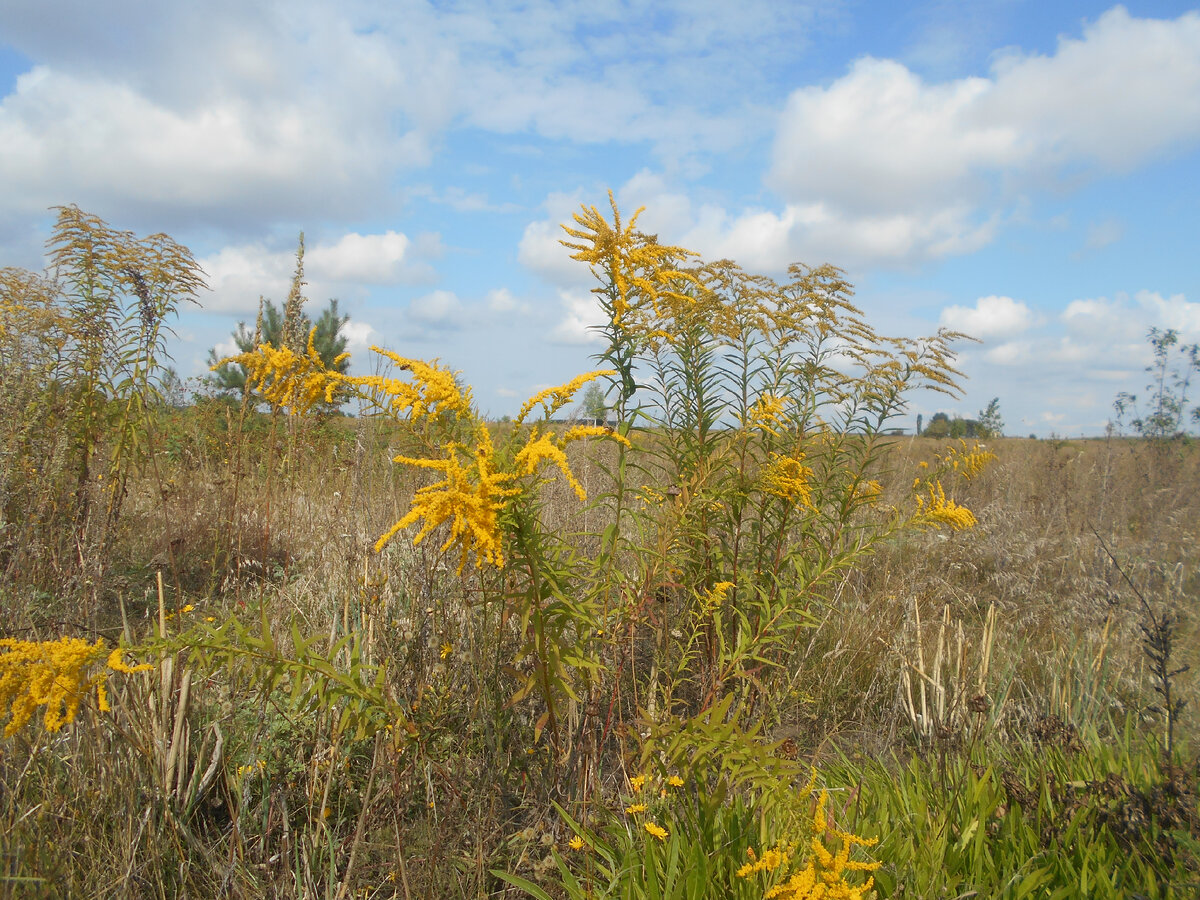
{"left": 0, "top": 635, "right": 151, "bottom": 736}
{"left": 4, "top": 201, "right": 1196, "bottom": 898}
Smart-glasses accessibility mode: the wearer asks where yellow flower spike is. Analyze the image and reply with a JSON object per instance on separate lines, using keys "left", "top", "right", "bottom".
{"left": 351, "top": 349, "right": 471, "bottom": 423}
{"left": 744, "top": 393, "right": 789, "bottom": 436}
{"left": 917, "top": 479, "right": 977, "bottom": 530}
{"left": 515, "top": 370, "right": 616, "bottom": 425}
{"left": 562, "top": 423, "right": 632, "bottom": 449}
{"left": 812, "top": 789, "right": 829, "bottom": 834}
{"left": 560, "top": 192, "right": 698, "bottom": 331}
{"left": 762, "top": 452, "right": 816, "bottom": 509}
{"left": 513, "top": 429, "right": 587, "bottom": 501}
{"left": 0, "top": 637, "right": 118, "bottom": 737}
{"left": 106, "top": 648, "right": 154, "bottom": 674}
{"left": 378, "top": 433, "right": 520, "bottom": 570}
{"left": 213, "top": 327, "right": 347, "bottom": 416}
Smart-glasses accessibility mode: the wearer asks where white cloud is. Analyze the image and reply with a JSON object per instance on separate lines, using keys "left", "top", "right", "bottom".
{"left": 408, "top": 290, "right": 465, "bottom": 330}
{"left": 1063, "top": 290, "right": 1200, "bottom": 340}
{"left": 940, "top": 295, "right": 1038, "bottom": 340}
{"left": 486, "top": 288, "right": 531, "bottom": 315}
{"left": 0, "top": 66, "right": 405, "bottom": 227}
{"left": 983, "top": 340, "right": 1029, "bottom": 366}
{"left": 518, "top": 190, "right": 592, "bottom": 286}
{"left": 200, "top": 243, "right": 296, "bottom": 313}
{"left": 341, "top": 320, "right": 377, "bottom": 355}
{"left": 940, "top": 286, "right": 1200, "bottom": 434}
{"left": 549, "top": 289, "right": 606, "bottom": 345}
{"left": 307, "top": 232, "right": 411, "bottom": 284}
{"left": 764, "top": 7, "right": 1200, "bottom": 264}
{"left": 0, "top": 0, "right": 832, "bottom": 234}
{"left": 198, "top": 229, "right": 432, "bottom": 313}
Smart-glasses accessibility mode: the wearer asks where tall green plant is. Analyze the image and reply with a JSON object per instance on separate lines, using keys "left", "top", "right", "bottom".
{"left": 0, "top": 206, "right": 204, "bottom": 592}
{"left": 1115, "top": 327, "right": 1200, "bottom": 439}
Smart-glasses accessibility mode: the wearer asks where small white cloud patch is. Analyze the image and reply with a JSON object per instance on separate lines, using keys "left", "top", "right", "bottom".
{"left": 940, "top": 295, "right": 1037, "bottom": 339}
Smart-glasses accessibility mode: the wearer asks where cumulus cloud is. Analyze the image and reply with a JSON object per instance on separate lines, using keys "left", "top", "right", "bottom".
{"left": 341, "top": 320, "right": 377, "bottom": 355}
{"left": 938, "top": 287, "right": 1200, "bottom": 434}
{"left": 307, "top": 232, "right": 412, "bottom": 284}
{"left": 549, "top": 290, "right": 605, "bottom": 345}
{"left": 940, "top": 295, "right": 1038, "bottom": 340}
{"left": 0, "top": 66, "right": 407, "bottom": 229}
{"left": 763, "top": 7, "right": 1200, "bottom": 265}
{"left": 486, "top": 288, "right": 532, "bottom": 315}
{"left": 199, "top": 229, "right": 432, "bottom": 313}
{"left": 0, "top": 0, "right": 831, "bottom": 236}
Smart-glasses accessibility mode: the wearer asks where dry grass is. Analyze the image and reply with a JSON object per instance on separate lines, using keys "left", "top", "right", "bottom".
{"left": 4, "top": 416, "right": 1195, "bottom": 897}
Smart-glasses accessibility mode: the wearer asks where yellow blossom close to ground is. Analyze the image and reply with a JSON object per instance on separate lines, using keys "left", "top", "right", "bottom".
{"left": 644, "top": 822, "right": 668, "bottom": 841}
{"left": 1, "top": 638, "right": 152, "bottom": 737}
{"left": 935, "top": 440, "right": 997, "bottom": 480}
{"left": 915, "top": 479, "right": 977, "bottom": 530}
{"left": 739, "top": 789, "right": 879, "bottom": 900}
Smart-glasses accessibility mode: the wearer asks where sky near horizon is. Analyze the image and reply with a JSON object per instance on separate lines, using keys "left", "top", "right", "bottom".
{"left": 2, "top": 1, "right": 1199, "bottom": 435}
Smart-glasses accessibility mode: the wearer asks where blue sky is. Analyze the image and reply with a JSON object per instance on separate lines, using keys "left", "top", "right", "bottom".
{"left": 2, "top": 1, "right": 1199, "bottom": 435}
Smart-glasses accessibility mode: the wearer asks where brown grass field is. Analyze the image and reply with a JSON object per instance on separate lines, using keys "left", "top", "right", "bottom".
{"left": 1, "top": 408, "right": 1196, "bottom": 897}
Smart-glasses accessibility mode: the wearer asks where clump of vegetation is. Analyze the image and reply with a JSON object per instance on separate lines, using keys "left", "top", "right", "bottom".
{"left": 0, "top": 198, "right": 1195, "bottom": 898}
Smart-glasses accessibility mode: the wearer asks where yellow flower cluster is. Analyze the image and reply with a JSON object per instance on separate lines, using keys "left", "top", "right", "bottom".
{"left": 216, "top": 327, "right": 349, "bottom": 415}
{"left": 516, "top": 370, "right": 615, "bottom": 424}
{"left": 107, "top": 648, "right": 155, "bottom": 674}
{"left": 745, "top": 394, "right": 789, "bottom": 437}
{"left": 937, "top": 440, "right": 997, "bottom": 480}
{"left": 915, "top": 480, "right": 977, "bottom": 530}
{"left": 560, "top": 192, "right": 696, "bottom": 329}
{"left": 0, "top": 638, "right": 152, "bottom": 737}
{"left": 739, "top": 790, "right": 879, "bottom": 900}
{"left": 236, "top": 759, "right": 266, "bottom": 778}
{"left": 762, "top": 453, "right": 816, "bottom": 510}
{"left": 513, "top": 424, "right": 630, "bottom": 502}
{"left": 353, "top": 349, "right": 471, "bottom": 423}
{"left": 376, "top": 424, "right": 519, "bottom": 570}
{"left": 851, "top": 480, "right": 883, "bottom": 504}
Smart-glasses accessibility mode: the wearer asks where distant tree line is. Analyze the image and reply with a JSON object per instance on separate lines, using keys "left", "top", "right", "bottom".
{"left": 920, "top": 398, "right": 1003, "bottom": 439}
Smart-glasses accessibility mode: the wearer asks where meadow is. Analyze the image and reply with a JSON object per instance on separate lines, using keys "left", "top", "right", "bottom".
{"left": 0, "top": 202, "right": 1196, "bottom": 898}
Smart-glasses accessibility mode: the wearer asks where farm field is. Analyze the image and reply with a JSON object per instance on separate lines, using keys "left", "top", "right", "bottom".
{"left": 1, "top": 205, "right": 1198, "bottom": 899}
